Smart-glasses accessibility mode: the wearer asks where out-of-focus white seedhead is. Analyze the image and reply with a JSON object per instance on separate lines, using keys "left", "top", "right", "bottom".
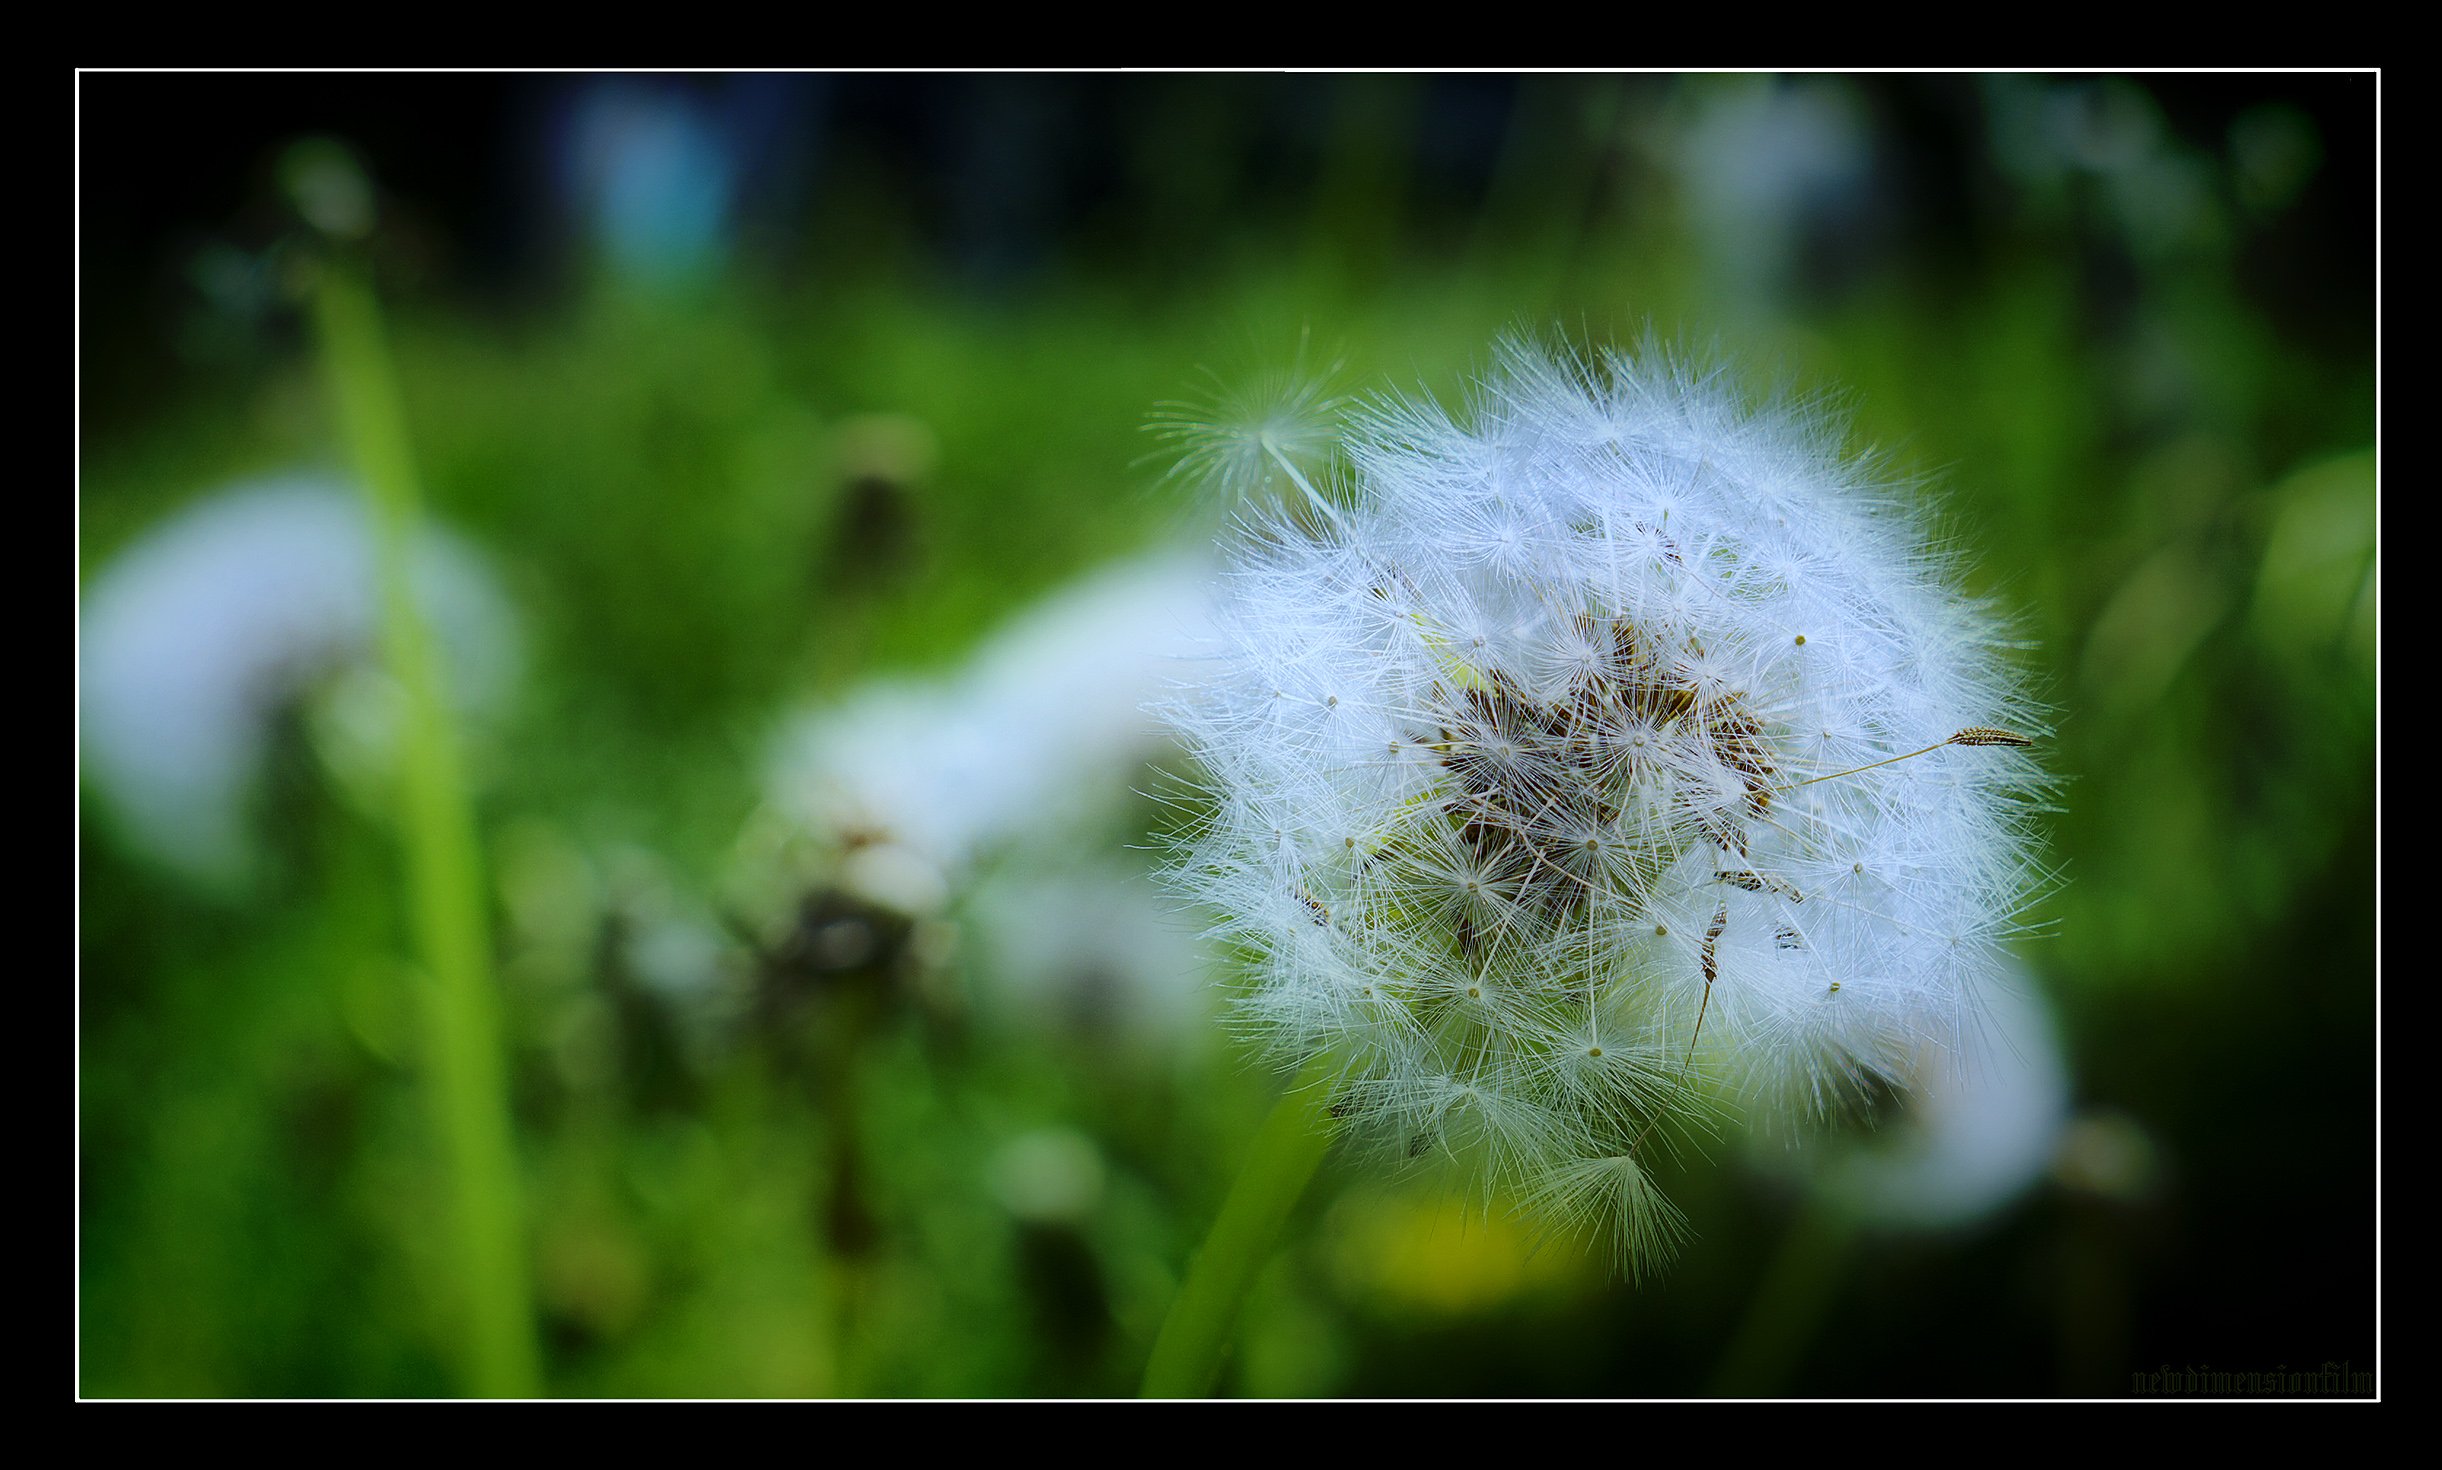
{"left": 79, "top": 477, "right": 517, "bottom": 887}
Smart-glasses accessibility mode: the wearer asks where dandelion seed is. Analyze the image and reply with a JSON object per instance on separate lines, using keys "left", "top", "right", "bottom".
{"left": 1147, "top": 335, "right": 1352, "bottom": 531}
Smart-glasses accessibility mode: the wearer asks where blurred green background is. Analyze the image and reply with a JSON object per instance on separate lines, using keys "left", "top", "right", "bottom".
{"left": 77, "top": 72, "right": 2375, "bottom": 1398}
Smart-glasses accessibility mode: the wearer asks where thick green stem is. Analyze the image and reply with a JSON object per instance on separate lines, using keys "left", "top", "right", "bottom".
{"left": 1142, "top": 1059, "right": 1340, "bottom": 1398}
{"left": 313, "top": 264, "right": 542, "bottom": 1399}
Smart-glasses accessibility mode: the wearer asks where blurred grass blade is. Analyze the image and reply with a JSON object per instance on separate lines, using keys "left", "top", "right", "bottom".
{"left": 1709, "top": 1196, "right": 1858, "bottom": 1397}
{"left": 313, "top": 263, "right": 542, "bottom": 1399}
{"left": 1141, "top": 1058, "right": 1339, "bottom": 1398}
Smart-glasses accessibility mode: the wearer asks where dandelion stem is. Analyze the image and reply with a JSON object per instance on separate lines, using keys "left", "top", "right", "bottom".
{"left": 312, "top": 261, "right": 542, "bottom": 1399}
{"left": 1141, "top": 1056, "right": 1341, "bottom": 1397}
{"left": 1708, "top": 1195, "right": 1858, "bottom": 1395}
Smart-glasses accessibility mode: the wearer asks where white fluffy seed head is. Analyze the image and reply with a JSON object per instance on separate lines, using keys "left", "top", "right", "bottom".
{"left": 1155, "top": 335, "right": 2050, "bottom": 1276}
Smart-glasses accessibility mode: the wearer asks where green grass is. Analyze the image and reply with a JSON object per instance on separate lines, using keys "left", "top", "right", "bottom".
{"left": 312, "top": 261, "right": 541, "bottom": 1397}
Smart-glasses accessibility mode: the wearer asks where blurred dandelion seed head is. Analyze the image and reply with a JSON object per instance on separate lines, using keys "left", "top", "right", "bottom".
{"left": 1156, "top": 335, "right": 2051, "bottom": 1275}
{"left": 751, "top": 553, "right": 1224, "bottom": 1040}
{"left": 1764, "top": 962, "right": 2072, "bottom": 1232}
{"left": 79, "top": 478, "right": 518, "bottom": 887}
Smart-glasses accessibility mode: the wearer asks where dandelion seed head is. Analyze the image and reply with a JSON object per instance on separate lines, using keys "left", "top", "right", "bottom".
{"left": 1157, "top": 334, "right": 2049, "bottom": 1275}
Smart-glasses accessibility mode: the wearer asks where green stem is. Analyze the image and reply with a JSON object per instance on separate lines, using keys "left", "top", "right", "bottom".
{"left": 313, "top": 263, "right": 542, "bottom": 1399}
{"left": 1708, "top": 1194, "right": 1858, "bottom": 1396}
{"left": 1141, "top": 1058, "right": 1340, "bottom": 1398}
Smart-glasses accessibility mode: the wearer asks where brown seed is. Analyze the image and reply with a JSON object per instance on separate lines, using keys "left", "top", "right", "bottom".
{"left": 1701, "top": 902, "right": 1728, "bottom": 985}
